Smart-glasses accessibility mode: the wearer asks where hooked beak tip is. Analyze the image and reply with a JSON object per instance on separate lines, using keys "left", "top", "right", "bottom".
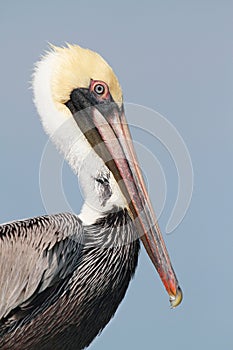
{"left": 169, "top": 285, "right": 183, "bottom": 308}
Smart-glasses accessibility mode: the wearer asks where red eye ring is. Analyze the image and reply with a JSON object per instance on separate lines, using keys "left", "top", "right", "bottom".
{"left": 90, "top": 80, "right": 110, "bottom": 100}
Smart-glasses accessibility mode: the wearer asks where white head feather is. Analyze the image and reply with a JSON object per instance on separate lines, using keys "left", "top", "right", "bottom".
{"left": 32, "top": 44, "right": 126, "bottom": 224}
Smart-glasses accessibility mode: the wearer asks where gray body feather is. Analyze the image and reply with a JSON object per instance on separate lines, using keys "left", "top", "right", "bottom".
{"left": 0, "top": 209, "right": 140, "bottom": 350}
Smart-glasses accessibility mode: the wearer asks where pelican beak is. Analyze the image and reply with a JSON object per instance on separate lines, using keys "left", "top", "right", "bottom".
{"left": 66, "top": 89, "right": 183, "bottom": 308}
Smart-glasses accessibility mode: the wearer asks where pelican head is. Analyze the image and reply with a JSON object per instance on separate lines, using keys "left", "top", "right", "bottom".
{"left": 33, "top": 43, "right": 182, "bottom": 308}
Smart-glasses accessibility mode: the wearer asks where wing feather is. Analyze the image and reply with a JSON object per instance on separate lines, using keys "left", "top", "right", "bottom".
{"left": 0, "top": 213, "right": 83, "bottom": 321}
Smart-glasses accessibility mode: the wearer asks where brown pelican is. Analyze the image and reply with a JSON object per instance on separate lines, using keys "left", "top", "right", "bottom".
{"left": 0, "top": 44, "right": 182, "bottom": 350}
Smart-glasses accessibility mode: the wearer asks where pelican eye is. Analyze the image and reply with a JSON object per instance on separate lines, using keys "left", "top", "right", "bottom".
{"left": 94, "top": 84, "right": 105, "bottom": 95}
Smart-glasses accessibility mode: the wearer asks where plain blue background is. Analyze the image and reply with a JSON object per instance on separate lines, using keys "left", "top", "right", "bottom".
{"left": 0, "top": 1, "right": 232, "bottom": 349}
